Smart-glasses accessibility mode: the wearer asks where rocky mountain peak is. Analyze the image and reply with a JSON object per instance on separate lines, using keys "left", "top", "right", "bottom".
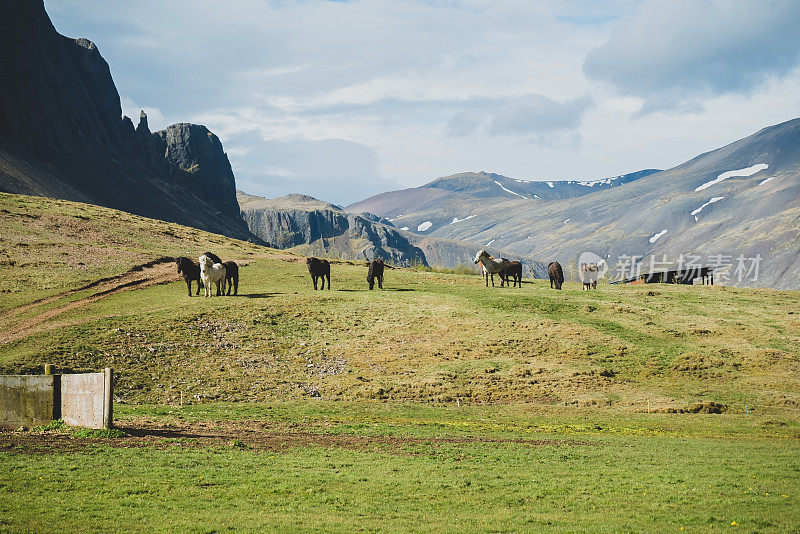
{"left": 0, "top": 1, "right": 256, "bottom": 242}
{"left": 136, "top": 110, "right": 150, "bottom": 136}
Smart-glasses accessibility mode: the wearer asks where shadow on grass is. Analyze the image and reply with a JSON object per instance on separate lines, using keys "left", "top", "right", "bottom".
{"left": 239, "top": 292, "right": 281, "bottom": 299}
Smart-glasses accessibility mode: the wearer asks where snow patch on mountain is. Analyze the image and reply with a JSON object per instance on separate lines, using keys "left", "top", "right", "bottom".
{"left": 649, "top": 229, "right": 668, "bottom": 243}
{"left": 493, "top": 180, "right": 527, "bottom": 199}
{"left": 695, "top": 163, "right": 768, "bottom": 191}
{"left": 691, "top": 197, "right": 724, "bottom": 218}
{"left": 417, "top": 221, "right": 433, "bottom": 232}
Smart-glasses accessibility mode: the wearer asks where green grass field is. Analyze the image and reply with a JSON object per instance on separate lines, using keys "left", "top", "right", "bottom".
{"left": 1, "top": 192, "right": 799, "bottom": 532}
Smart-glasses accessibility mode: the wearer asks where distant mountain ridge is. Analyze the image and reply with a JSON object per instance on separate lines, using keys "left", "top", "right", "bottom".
{"left": 0, "top": 0, "right": 257, "bottom": 242}
{"left": 238, "top": 190, "right": 548, "bottom": 274}
{"left": 346, "top": 169, "right": 659, "bottom": 237}
{"left": 355, "top": 119, "right": 800, "bottom": 288}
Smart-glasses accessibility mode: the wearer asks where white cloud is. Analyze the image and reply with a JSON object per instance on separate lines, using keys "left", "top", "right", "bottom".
{"left": 584, "top": 0, "right": 800, "bottom": 114}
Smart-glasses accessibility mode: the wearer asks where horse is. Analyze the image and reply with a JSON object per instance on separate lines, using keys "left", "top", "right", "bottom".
{"left": 367, "top": 259, "right": 384, "bottom": 290}
{"left": 199, "top": 254, "right": 226, "bottom": 297}
{"left": 500, "top": 259, "right": 523, "bottom": 288}
{"left": 474, "top": 250, "right": 508, "bottom": 287}
{"left": 548, "top": 261, "right": 564, "bottom": 290}
{"left": 223, "top": 261, "right": 239, "bottom": 295}
{"left": 580, "top": 263, "right": 598, "bottom": 290}
{"left": 306, "top": 257, "right": 330, "bottom": 290}
{"left": 175, "top": 256, "right": 203, "bottom": 296}
{"left": 202, "top": 251, "right": 223, "bottom": 265}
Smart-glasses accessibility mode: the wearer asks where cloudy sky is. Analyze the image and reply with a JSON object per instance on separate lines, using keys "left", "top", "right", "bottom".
{"left": 48, "top": 0, "right": 800, "bottom": 205}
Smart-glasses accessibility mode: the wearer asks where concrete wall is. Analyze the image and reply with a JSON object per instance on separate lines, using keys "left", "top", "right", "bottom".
{"left": 61, "top": 372, "right": 111, "bottom": 429}
{"left": 0, "top": 369, "right": 113, "bottom": 430}
{"left": 0, "top": 375, "right": 58, "bottom": 430}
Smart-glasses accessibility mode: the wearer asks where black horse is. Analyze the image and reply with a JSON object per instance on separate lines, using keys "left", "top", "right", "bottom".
{"left": 202, "top": 251, "right": 223, "bottom": 265}
{"left": 176, "top": 257, "right": 203, "bottom": 296}
{"left": 367, "top": 259, "right": 384, "bottom": 290}
{"left": 500, "top": 260, "right": 522, "bottom": 288}
{"left": 548, "top": 261, "right": 564, "bottom": 290}
{"left": 223, "top": 261, "right": 239, "bottom": 295}
{"left": 306, "top": 257, "right": 330, "bottom": 290}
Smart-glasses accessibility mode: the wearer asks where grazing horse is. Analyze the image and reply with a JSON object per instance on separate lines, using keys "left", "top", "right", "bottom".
{"left": 474, "top": 250, "right": 508, "bottom": 287}
{"left": 548, "top": 261, "right": 564, "bottom": 290}
{"left": 306, "top": 257, "right": 330, "bottom": 290}
{"left": 199, "top": 254, "right": 226, "bottom": 297}
{"left": 500, "top": 260, "right": 523, "bottom": 288}
{"left": 175, "top": 256, "right": 203, "bottom": 296}
{"left": 367, "top": 259, "right": 384, "bottom": 290}
{"left": 223, "top": 261, "right": 239, "bottom": 295}
{"left": 580, "top": 263, "right": 598, "bottom": 290}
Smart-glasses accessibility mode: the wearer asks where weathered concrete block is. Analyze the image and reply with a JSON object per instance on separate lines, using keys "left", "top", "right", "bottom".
{"left": 61, "top": 372, "right": 106, "bottom": 429}
{"left": 0, "top": 375, "right": 57, "bottom": 430}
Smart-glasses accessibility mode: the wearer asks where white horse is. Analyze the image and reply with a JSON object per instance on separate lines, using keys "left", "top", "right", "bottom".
{"left": 199, "top": 254, "right": 226, "bottom": 297}
{"left": 473, "top": 249, "right": 508, "bottom": 287}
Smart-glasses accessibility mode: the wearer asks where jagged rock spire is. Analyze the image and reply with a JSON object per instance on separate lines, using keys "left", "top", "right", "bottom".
{"left": 136, "top": 110, "right": 149, "bottom": 135}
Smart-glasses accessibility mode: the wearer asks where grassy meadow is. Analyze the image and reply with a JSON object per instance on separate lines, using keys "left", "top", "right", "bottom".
{"left": 1, "top": 192, "right": 800, "bottom": 532}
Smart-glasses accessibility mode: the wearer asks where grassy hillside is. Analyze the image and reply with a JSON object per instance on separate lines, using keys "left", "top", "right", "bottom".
{"left": 1, "top": 192, "right": 799, "bottom": 412}
{"left": 2, "top": 192, "right": 800, "bottom": 532}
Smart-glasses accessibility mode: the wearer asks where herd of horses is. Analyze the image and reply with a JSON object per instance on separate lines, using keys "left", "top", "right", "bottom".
{"left": 473, "top": 249, "right": 599, "bottom": 291}
{"left": 175, "top": 252, "right": 239, "bottom": 297}
{"left": 305, "top": 257, "right": 385, "bottom": 291}
{"left": 175, "top": 249, "right": 596, "bottom": 296}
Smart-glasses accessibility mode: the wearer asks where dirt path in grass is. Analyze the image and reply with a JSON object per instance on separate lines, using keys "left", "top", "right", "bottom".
{"left": 0, "top": 419, "right": 584, "bottom": 455}
{"left": 0, "top": 258, "right": 178, "bottom": 345}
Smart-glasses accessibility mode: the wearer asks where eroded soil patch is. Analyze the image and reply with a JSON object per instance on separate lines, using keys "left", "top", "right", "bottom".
{"left": 0, "top": 419, "right": 583, "bottom": 456}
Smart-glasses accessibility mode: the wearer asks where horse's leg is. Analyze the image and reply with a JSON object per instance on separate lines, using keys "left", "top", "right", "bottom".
{"left": 326, "top": 274, "right": 330, "bottom": 290}
{"left": 234, "top": 276, "right": 238, "bottom": 296}
{"left": 186, "top": 278, "right": 191, "bottom": 297}
{"left": 378, "top": 275, "right": 383, "bottom": 290}
{"left": 312, "top": 275, "right": 317, "bottom": 290}
{"left": 491, "top": 272, "right": 495, "bottom": 287}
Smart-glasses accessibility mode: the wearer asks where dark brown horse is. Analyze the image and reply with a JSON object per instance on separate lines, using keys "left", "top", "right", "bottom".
{"left": 223, "top": 261, "right": 239, "bottom": 295}
{"left": 307, "top": 257, "right": 330, "bottom": 290}
{"left": 367, "top": 259, "right": 384, "bottom": 290}
{"left": 548, "top": 261, "right": 564, "bottom": 290}
{"left": 500, "top": 260, "right": 523, "bottom": 288}
{"left": 176, "top": 256, "right": 203, "bottom": 296}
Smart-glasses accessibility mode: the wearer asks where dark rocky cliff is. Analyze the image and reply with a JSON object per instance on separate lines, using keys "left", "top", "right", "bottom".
{"left": 238, "top": 192, "right": 427, "bottom": 265}
{"left": 0, "top": 0, "right": 256, "bottom": 241}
